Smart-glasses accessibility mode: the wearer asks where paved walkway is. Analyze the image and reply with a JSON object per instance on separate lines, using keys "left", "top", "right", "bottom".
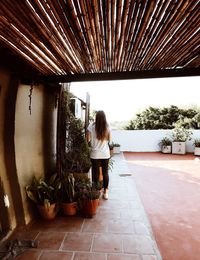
{"left": 8, "top": 153, "right": 162, "bottom": 260}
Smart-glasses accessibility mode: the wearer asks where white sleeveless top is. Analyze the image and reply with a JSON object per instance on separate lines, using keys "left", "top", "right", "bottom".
{"left": 87, "top": 123, "right": 110, "bottom": 159}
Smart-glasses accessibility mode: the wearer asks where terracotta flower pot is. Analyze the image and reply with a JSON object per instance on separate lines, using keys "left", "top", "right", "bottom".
{"left": 81, "top": 199, "right": 99, "bottom": 218}
{"left": 37, "top": 203, "right": 57, "bottom": 220}
{"left": 61, "top": 202, "right": 77, "bottom": 216}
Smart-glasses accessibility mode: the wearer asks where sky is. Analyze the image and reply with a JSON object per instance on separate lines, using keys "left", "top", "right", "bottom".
{"left": 70, "top": 76, "right": 200, "bottom": 123}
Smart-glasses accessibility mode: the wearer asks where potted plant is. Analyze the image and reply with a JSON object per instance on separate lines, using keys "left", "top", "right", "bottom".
{"left": 76, "top": 181, "right": 100, "bottom": 218}
{"left": 193, "top": 138, "right": 200, "bottom": 156}
{"left": 59, "top": 173, "right": 77, "bottom": 216}
{"left": 171, "top": 127, "right": 192, "bottom": 154}
{"left": 25, "top": 174, "right": 60, "bottom": 220}
{"left": 109, "top": 142, "right": 114, "bottom": 157}
{"left": 159, "top": 137, "right": 172, "bottom": 154}
{"left": 112, "top": 142, "right": 121, "bottom": 154}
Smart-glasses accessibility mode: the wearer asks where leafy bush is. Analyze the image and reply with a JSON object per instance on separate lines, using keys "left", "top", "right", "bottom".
{"left": 64, "top": 117, "right": 91, "bottom": 173}
{"left": 76, "top": 182, "right": 100, "bottom": 200}
{"left": 171, "top": 127, "right": 192, "bottom": 142}
{"left": 125, "top": 105, "right": 200, "bottom": 130}
{"left": 59, "top": 89, "right": 91, "bottom": 174}
{"left": 59, "top": 173, "right": 76, "bottom": 203}
{"left": 26, "top": 174, "right": 60, "bottom": 208}
{"left": 159, "top": 137, "right": 172, "bottom": 148}
{"left": 109, "top": 142, "right": 120, "bottom": 148}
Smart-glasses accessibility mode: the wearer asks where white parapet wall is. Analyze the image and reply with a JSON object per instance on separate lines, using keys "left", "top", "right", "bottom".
{"left": 111, "top": 129, "right": 200, "bottom": 153}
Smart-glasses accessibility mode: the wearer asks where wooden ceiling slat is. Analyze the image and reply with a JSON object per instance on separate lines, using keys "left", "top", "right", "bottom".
{"left": 28, "top": 0, "right": 83, "bottom": 73}
{"left": 0, "top": 21, "right": 63, "bottom": 74}
{"left": 96, "top": 0, "right": 105, "bottom": 71}
{"left": 107, "top": 0, "right": 112, "bottom": 71}
{"left": 121, "top": 1, "right": 137, "bottom": 70}
{"left": 155, "top": 29, "right": 199, "bottom": 69}
{"left": 136, "top": 0, "right": 173, "bottom": 69}
{"left": 163, "top": 33, "right": 200, "bottom": 69}
{"left": 44, "top": 0, "right": 89, "bottom": 72}
{"left": 56, "top": 0, "right": 84, "bottom": 53}
{"left": 185, "top": 55, "right": 200, "bottom": 68}
{"left": 86, "top": 0, "right": 101, "bottom": 70}
{"left": 0, "top": 2, "right": 45, "bottom": 50}
{"left": 150, "top": 5, "right": 200, "bottom": 69}
{"left": 0, "top": 35, "right": 48, "bottom": 74}
{"left": 71, "top": 0, "right": 94, "bottom": 71}
{"left": 103, "top": 0, "right": 111, "bottom": 71}
{"left": 116, "top": 0, "right": 130, "bottom": 70}
{"left": 0, "top": 4, "right": 62, "bottom": 74}
{"left": 0, "top": 1, "right": 27, "bottom": 29}
{"left": 126, "top": 0, "right": 146, "bottom": 70}
{"left": 120, "top": 0, "right": 135, "bottom": 71}
{"left": 114, "top": 0, "right": 122, "bottom": 70}
{"left": 102, "top": 0, "right": 110, "bottom": 71}
{"left": 130, "top": 0, "right": 157, "bottom": 70}
{"left": 140, "top": 1, "right": 199, "bottom": 69}
{"left": 0, "top": 0, "right": 199, "bottom": 77}
{"left": 110, "top": 0, "right": 116, "bottom": 71}
{"left": 0, "top": 29, "right": 51, "bottom": 74}
{"left": 135, "top": 0, "right": 164, "bottom": 69}
{"left": 97, "top": 0, "right": 106, "bottom": 71}
{"left": 17, "top": 0, "right": 81, "bottom": 74}
{"left": 23, "top": 1, "right": 79, "bottom": 73}
{"left": 79, "top": 0, "right": 98, "bottom": 72}
{"left": 135, "top": 0, "right": 177, "bottom": 69}
{"left": 22, "top": 1, "right": 71, "bottom": 71}
{"left": 92, "top": 0, "right": 103, "bottom": 70}
{"left": 179, "top": 44, "right": 200, "bottom": 68}
{"left": 21, "top": 1, "right": 74, "bottom": 73}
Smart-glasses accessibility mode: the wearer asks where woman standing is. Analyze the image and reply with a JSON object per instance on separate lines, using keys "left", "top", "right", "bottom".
{"left": 87, "top": 110, "right": 111, "bottom": 200}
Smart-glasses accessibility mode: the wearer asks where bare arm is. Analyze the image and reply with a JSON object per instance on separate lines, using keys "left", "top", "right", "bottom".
{"left": 86, "top": 130, "right": 91, "bottom": 143}
{"left": 108, "top": 130, "right": 111, "bottom": 142}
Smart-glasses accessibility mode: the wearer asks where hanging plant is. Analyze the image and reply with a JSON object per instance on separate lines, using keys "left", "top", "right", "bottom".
{"left": 28, "top": 83, "right": 34, "bottom": 115}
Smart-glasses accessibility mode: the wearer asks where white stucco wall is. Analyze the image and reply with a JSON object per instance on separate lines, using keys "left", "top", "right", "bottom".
{"left": 111, "top": 130, "right": 200, "bottom": 153}
{"left": 15, "top": 83, "right": 58, "bottom": 224}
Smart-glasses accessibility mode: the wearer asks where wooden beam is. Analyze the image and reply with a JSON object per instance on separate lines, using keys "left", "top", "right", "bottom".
{"left": 40, "top": 68, "right": 200, "bottom": 83}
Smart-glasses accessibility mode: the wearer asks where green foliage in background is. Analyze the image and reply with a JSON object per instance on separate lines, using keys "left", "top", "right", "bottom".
{"left": 125, "top": 105, "right": 200, "bottom": 130}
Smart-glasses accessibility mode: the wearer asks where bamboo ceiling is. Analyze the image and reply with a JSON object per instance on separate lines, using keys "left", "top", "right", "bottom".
{"left": 0, "top": 0, "right": 199, "bottom": 77}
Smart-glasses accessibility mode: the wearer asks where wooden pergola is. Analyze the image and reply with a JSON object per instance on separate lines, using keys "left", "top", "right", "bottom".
{"left": 0, "top": 0, "right": 199, "bottom": 82}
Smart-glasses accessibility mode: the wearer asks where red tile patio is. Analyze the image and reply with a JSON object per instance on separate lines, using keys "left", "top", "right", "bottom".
{"left": 124, "top": 152, "right": 200, "bottom": 260}
{"left": 4, "top": 151, "right": 200, "bottom": 259}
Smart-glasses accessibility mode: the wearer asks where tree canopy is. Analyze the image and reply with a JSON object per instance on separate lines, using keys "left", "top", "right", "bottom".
{"left": 125, "top": 105, "right": 200, "bottom": 130}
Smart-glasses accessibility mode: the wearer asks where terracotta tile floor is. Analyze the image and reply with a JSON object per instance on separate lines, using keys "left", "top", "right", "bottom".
{"left": 4, "top": 153, "right": 162, "bottom": 260}
{"left": 124, "top": 152, "right": 200, "bottom": 260}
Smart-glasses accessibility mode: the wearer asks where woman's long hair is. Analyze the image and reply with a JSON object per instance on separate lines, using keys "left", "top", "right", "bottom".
{"left": 95, "top": 110, "right": 108, "bottom": 141}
